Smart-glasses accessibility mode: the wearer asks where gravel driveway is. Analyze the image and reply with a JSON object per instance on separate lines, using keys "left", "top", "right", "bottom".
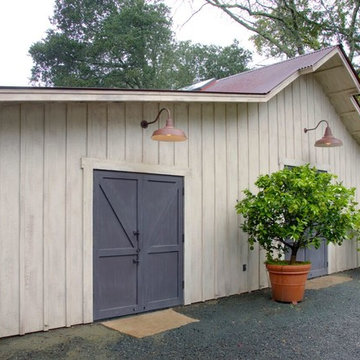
{"left": 1, "top": 269, "right": 360, "bottom": 360}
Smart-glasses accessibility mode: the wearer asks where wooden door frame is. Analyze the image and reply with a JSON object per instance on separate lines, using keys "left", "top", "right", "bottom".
{"left": 81, "top": 157, "right": 191, "bottom": 323}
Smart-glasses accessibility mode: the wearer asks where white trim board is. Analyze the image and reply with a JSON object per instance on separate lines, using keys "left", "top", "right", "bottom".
{"left": 0, "top": 89, "right": 266, "bottom": 103}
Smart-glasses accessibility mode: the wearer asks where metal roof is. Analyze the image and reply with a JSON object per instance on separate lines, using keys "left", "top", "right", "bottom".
{"left": 200, "top": 46, "right": 338, "bottom": 94}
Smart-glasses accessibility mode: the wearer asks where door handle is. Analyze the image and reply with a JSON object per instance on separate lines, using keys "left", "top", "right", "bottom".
{"left": 133, "top": 230, "right": 140, "bottom": 236}
{"left": 133, "top": 258, "right": 139, "bottom": 264}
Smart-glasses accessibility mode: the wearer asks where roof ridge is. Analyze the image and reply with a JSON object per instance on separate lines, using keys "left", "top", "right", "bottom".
{"left": 216, "top": 45, "right": 339, "bottom": 83}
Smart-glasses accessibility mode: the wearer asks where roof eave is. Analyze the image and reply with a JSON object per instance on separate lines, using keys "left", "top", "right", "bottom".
{"left": 0, "top": 87, "right": 269, "bottom": 103}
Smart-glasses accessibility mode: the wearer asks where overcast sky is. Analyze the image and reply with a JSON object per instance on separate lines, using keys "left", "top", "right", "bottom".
{"left": 0, "top": 0, "right": 255, "bottom": 86}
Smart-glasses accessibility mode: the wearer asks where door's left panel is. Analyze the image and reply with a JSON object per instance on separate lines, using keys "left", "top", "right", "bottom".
{"left": 93, "top": 170, "right": 140, "bottom": 320}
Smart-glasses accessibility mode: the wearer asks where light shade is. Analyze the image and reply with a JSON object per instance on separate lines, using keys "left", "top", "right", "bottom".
{"left": 151, "top": 118, "right": 187, "bottom": 142}
{"left": 141, "top": 107, "right": 187, "bottom": 142}
{"left": 314, "top": 125, "right": 343, "bottom": 147}
{"left": 304, "top": 120, "right": 343, "bottom": 148}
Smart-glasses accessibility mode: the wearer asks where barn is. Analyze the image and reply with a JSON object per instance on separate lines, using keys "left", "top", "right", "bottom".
{"left": 1, "top": 45, "right": 360, "bottom": 337}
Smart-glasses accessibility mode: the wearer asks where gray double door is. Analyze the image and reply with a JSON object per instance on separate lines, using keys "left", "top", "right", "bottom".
{"left": 93, "top": 170, "right": 184, "bottom": 321}
{"left": 294, "top": 242, "right": 328, "bottom": 279}
{"left": 285, "top": 241, "right": 328, "bottom": 279}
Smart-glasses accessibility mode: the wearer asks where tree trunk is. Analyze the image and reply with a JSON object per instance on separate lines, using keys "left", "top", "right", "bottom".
{"left": 289, "top": 247, "right": 298, "bottom": 264}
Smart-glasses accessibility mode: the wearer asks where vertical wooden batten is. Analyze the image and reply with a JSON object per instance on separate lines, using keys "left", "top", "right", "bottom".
{"left": 159, "top": 103, "right": 175, "bottom": 166}
{"left": 188, "top": 103, "right": 202, "bottom": 303}
{"left": 258, "top": 102, "right": 269, "bottom": 288}
{"left": 87, "top": 103, "right": 107, "bottom": 159}
{"left": 125, "top": 103, "right": 143, "bottom": 164}
{"left": 107, "top": 102, "right": 126, "bottom": 161}
{"left": 285, "top": 85, "right": 295, "bottom": 159}
{"left": 268, "top": 97, "right": 279, "bottom": 173}
{"left": 277, "top": 90, "right": 286, "bottom": 164}
{"left": 300, "top": 76, "right": 310, "bottom": 162}
{"left": 82, "top": 159, "right": 93, "bottom": 323}
{"left": 214, "top": 103, "right": 227, "bottom": 297}
{"left": 20, "top": 103, "right": 45, "bottom": 334}
{"left": 65, "top": 103, "right": 87, "bottom": 326}
{"left": 247, "top": 102, "right": 260, "bottom": 291}
{"left": 293, "top": 79, "right": 303, "bottom": 161}
{"left": 43, "top": 103, "right": 67, "bottom": 330}
{"left": 225, "top": 103, "right": 240, "bottom": 295}
{"left": 201, "top": 103, "right": 216, "bottom": 300}
{"left": 142, "top": 102, "right": 160, "bottom": 165}
{"left": 174, "top": 103, "right": 189, "bottom": 168}
{"left": 0, "top": 104, "right": 21, "bottom": 337}
{"left": 173, "top": 103, "right": 191, "bottom": 303}
{"left": 238, "top": 102, "right": 249, "bottom": 294}
{"left": 307, "top": 76, "right": 317, "bottom": 165}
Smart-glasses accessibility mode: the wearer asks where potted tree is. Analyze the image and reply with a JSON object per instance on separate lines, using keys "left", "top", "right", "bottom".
{"left": 236, "top": 165, "right": 360, "bottom": 304}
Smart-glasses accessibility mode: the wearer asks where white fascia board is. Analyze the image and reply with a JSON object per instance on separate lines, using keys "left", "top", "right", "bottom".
{"left": 0, "top": 88, "right": 267, "bottom": 103}
{"left": 265, "top": 48, "right": 360, "bottom": 103}
{"left": 339, "top": 54, "right": 360, "bottom": 94}
{"left": 263, "top": 71, "right": 302, "bottom": 101}
{"left": 312, "top": 48, "right": 360, "bottom": 93}
{"left": 350, "top": 96, "right": 360, "bottom": 117}
{"left": 311, "top": 48, "right": 339, "bottom": 72}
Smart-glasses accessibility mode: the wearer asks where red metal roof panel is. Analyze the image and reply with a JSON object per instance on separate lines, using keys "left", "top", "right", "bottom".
{"left": 201, "top": 46, "right": 337, "bottom": 94}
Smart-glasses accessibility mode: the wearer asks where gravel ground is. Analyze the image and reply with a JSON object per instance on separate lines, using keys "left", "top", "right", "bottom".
{"left": 1, "top": 269, "right": 360, "bottom": 360}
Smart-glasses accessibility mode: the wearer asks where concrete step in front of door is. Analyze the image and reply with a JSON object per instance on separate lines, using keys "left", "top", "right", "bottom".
{"left": 306, "top": 274, "right": 352, "bottom": 290}
{"left": 101, "top": 308, "right": 199, "bottom": 338}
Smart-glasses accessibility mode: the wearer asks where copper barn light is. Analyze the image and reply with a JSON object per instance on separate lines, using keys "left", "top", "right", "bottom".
{"left": 304, "top": 120, "right": 343, "bottom": 147}
{"left": 140, "top": 107, "right": 187, "bottom": 142}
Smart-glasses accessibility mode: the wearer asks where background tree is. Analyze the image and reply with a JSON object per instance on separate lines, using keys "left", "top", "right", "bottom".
{"left": 29, "top": 0, "right": 252, "bottom": 89}
{"left": 172, "top": 40, "right": 252, "bottom": 89}
{"left": 204, "top": 0, "right": 360, "bottom": 66}
{"left": 30, "top": 0, "right": 174, "bottom": 88}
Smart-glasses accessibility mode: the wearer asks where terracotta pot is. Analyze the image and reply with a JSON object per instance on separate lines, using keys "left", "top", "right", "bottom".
{"left": 266, "top": 263, "right": 311, "bottom": 304}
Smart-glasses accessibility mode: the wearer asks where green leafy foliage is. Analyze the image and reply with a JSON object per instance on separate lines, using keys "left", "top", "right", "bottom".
{"left": 236, "top": 165, "right": 360, "bottom": 264}
{"left": 173, "top": 40, "right": 252, "bottom": 89}
{"left": 30, "top": 0, "right": 174, "bottom": 88}
{"left": 29, "top": 0, "right": 252, "bottom": 89}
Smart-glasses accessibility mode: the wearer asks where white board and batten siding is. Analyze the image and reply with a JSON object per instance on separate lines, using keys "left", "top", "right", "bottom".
{"left": 1, "top": 74, "right": 360, "bottom": 337}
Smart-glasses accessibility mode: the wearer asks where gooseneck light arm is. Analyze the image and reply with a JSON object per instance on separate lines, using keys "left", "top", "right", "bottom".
{"left": 304, "top": 120, "right": 328, "bottom": 133}
{"left": 141, "top": 108, "right": 171, "bottom": 129}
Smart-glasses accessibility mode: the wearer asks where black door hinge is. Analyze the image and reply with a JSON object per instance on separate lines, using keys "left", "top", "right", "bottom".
{"left": 182, "top": 187, "right": 184, "bottom": 196}
{"left": 182, "top": 234, "right": 184, "bottom": 243}
{"left": 182, "top": 280, "right": 184, "bottom": 289}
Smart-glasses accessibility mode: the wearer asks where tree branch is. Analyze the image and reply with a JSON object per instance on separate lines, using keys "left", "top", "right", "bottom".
{"left": 204, "top": 0, "right": 294, "bottom": 57}
{"left": 180, "top": 2, "right": 210, "bottom": 28}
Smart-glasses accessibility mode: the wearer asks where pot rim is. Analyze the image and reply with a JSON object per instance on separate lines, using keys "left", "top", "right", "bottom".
{"left": 266, "top": 262, "right": 311, "bottom": 272}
